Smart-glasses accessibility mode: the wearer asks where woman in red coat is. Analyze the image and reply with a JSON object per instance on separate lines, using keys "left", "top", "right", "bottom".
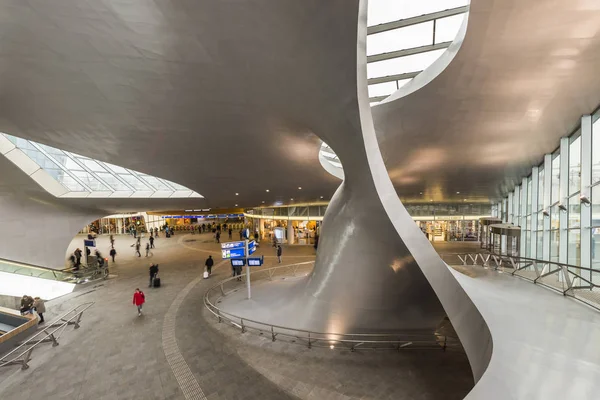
{"left": 133, "top": 288, "right": 145, "bottom": 316}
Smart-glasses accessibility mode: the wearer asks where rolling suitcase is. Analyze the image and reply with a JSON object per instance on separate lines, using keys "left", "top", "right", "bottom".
{"left": 153, "top": 276, "right": 161, "bottom": 288}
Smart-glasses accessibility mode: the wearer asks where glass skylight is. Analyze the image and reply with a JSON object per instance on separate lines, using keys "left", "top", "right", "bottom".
{"left": 367, "top": 0, "right": 469, "bottom": 105}
{"left": 0, "top": 133, "right": 203, "bottom": 199}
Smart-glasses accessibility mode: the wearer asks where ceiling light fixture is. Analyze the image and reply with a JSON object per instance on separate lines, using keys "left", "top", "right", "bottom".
{"left": 456, "top": 191, "right": 460, "bottom": 194}
{"left": 291, "top": 198, "right": 294, "bottom": 200}
{"left": 266, "top": 189, "right": 270, "bottom": 192}
{"left": 298, "top": 187, "right": 302, "bottom": 190}
{"left": 320, "top": 196, "right": 324, "bottom": 199}
{"left": 235, "top": 193, "right": 239, "bottom": 196}
{"left": 419, "top": 192, "right": 423, "bottom": 195}
{"left": 235, "top": 204, "right": 238, "bottom": 207}
{"left": 262, "top": 201, "right": 265, "bottom": 203}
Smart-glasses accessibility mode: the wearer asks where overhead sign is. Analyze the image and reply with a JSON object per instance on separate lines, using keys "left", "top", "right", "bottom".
{"left": 83, "top": 239, "right": 96, "bottom": 247}
{"left": 248, "top": 240, "right": 257, "bottom": 255}
{"left": 247, "top": 256, "right": 264, "bottom": 266}
{"left": 231, "top": 259, "right": 246, "bottom": 267}
{"left": 222, "top": 248, "right": 245, "bottom": 259}
{"left": 221, "top": 241, "right": 245, "bottom": 250}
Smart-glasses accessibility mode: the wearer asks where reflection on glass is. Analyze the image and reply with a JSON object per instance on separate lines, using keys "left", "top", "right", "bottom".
{"left": 568, "top": 195, "right": 580, "bottom": 228}
{"left": 525, "top": 231, "right": 531, "bottom": 258}
{"left": 527, "top": 177, "right": 532, "bottom": 214}
{"left": 537, "top": 211, "right": 544, "bottom": 230}
{"left": 569, "top": 135, "right": 581, "bottom": 195}
{"left": 538, "top": 168, "right": 545, "bottom": 211}
{"left": 568, "top": 229, "right": 581, "bottom": 266}
{"left": 592, "top": 227, "right": 600, "bottom": 275}
{"left": 592, "top": 185, "right": 600, "bottom": 227}
{"left": 551, "top": 155, "right": 560, "bottom": 204}
{"left": 550, "top": 230, "right": 560, "bottom": 262}
{"left": 550, "top": 205, "right": 560, "bottom": 230}
{"left": 593, "top": 118, "right": 600, "bottom": 184}
{"left": 536, "top": 231, "right": 544, "bottom": 259}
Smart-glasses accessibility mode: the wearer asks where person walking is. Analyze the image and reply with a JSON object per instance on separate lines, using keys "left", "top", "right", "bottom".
{"left": 135, "top": 242, "right": 141, "bottom": 257}
{"left": 133, "top": 288, "right": 145, "bottom": 316}
{"left": 33, "top": 297, "right": 45, "bottom": 324}
{"left": 276, "top": 245, "right": 282, "bottom": 263}
{"left": 149, "top": 264, "right": 159, "bottom": 287}
{"left": 149, "top": 235, "right": 155, "bottom": 249}
{"left": 110, "top": 247, "right": 117, "bottom": 262}
{"left": 110, "top": 234, "right": 115, "bottom": 249}
{"left": 215, "top": 230, "right": 221, "bottom": 243}
{"left": 205, "top": 255, "right": 214, "bottom": 275}
{"left": 145, "top": 242, "right": 151, "bottom": 257}
{"left": 228, "top": 228, "right": 233, "bottom": 240}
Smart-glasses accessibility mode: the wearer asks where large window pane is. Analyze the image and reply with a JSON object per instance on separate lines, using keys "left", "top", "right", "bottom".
{"left": 550, "top": 205, "right": 560, "bottom": 230}
{"left": 569, "top": 195, "right": 581, "bottom": 228}
{"left": 593, "top": 184, "right": 600, "bottom": 227}
{"left": 568, "top": 229, "right": 581, "bottom": 266}
{"left": 550, "top": 230, "right": 560, "bottom": 263}
{"left": 538, "top": 168, "right": 545, "bottom": 211}
{"left": 527, "top": 177, "right": 532, "bottom": 214}
{"left": 551, "top": 154, "right": 560, "bottom": 204}
{"left": 569, "top": 135, "right": 581, "bottom": 195}
{"left": 593, "top": 117, "right": 600, "bottom": 184}
{"left": 536, "top": 231, "right": 544, "bottom": 258}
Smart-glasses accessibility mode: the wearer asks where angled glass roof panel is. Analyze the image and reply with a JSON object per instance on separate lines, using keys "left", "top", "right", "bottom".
{"left": 95, "top": 172, "right": 132, "bottom": 191}
{"left": 0, "top": 132, "right": 203, "bottom": 198}
{"left": 71, "top": 171, "right": 110, "bottom": 191}
{"left": 138, "top": 174, "right": 172, "bottom": 191}
{"left": 118, "top": 173, "right": 152, "bottom": 191}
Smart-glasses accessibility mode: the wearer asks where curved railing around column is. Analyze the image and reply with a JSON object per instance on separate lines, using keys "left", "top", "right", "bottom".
{"left": 442, "top": 252, "right": 600, "bottom": 312}
{"left": 203, "top": 262, "right": 460, "bottom": 352}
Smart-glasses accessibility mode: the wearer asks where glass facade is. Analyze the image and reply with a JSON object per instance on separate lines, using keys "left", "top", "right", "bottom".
{"left": 500, "top": 110, "right": 600, "bottom": 277}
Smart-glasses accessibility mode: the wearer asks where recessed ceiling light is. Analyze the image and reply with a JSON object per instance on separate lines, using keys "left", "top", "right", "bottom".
{"left": 463, "top": 199, "right": 467, "bottom": 201}
{"left": 320, "top": 196, "right": 323, "bottom": 199}
{"left": 266, "top": 189, "right": 270, "bottom": 192}
{"left": 235, "top": 204, "right": 238, "bottom": 206}
{"left": 262, "top": 201, "right": 265, "bottom": 203}
{"left": 298, "top": 187, "right": 302, "bottom": 190}
{"left": 430, "top": 199, "right": 433, "bottom": 202}
{"left": 235, "top": 193, "right": 239, "bottom": 196}
{"left": 456, "top": 191, "right": 460, "bottom": 194}
{"left": 291, "top": 198, "right": 294, "bottom": 200}
{"left": 419, "top": 192, "right": 423, "bottom": 195}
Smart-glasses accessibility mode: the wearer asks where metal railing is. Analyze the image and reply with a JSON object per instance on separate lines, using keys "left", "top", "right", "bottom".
{"left": 204, "top": 262, "right": 457, "bottom": 351}
{"left": 0, "top": 302, "right": 94, "bottom": 370}
{"left": 0, "top": 257, "right": 108, "bottom": 285}
{"left": 444, "top": 252, "right": 600, "bottom": 311}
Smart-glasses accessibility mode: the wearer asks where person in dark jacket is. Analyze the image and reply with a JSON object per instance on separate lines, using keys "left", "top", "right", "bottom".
{"left": 149, "top": 264, "right": 159, "bottom": 287}
{"left": 110, "top": 248, "right": 117, "bottom": 262}
{"left": 215, "top": 231, "right": 221, "bottom": 243}
{"left": 276, "top": 245, "right": 282, "bottom": 263}
{"left": 149, "top": 235, "right": 155, "bottom": 249}
{"left": 205, "top": 255, "right": 214, "bottom": 275}
{"left": 33, "top": 297, "right": 46, "bottom": 324}
{"left": 20, "top": 295, "right": 34, "bottom": 315}
{"left": 135, "top": 242, "right": 141, "bottom": 257}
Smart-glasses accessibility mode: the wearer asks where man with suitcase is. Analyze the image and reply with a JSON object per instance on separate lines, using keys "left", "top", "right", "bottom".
{"left": 149, "top": 264, "right": 159, "bottom": 287}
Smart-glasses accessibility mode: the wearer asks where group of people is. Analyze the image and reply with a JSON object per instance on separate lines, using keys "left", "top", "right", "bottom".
{"left": 132, "top": 234, "right": 155, "bottom": 258}
{"left": 20, "top": 294, "right": 46, "bottom": 324}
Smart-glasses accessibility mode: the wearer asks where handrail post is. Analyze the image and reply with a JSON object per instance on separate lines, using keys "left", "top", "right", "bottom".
{"left": 49, "top": 333, "right": 59, "bottom": 347}
{"left": 73, "top": 311, "right": 84, "bottom": 329}
{"left": 271, "top": 326, "right": 276, "bottom": 342}
{"left": 241, "top": 318, "right": 246, "bottom": 333}
{"left": 21, "top": 348, "right": 33, "bottom": 370}
{"left": 308, "top": 332, "right": 312, "bottom": 349}
{"left": 217, "top": 309, "right": 222, "bottom": 323}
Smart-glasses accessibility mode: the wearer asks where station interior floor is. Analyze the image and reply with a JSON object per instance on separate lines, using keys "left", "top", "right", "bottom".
{"left": 0, "top": 233, "right": 480, "bottom": 400}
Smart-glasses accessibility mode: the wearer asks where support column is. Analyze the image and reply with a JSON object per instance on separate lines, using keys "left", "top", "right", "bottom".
{"left": 581, "top": 116, "right": 592, "bottom": 273}
{"left": 287, "top": 221, "right": 294, "bottom": 245}
{"left": 531, "top": 166, "right": 539, "bottom": 259}
{"left": 543, "top": 154, "right": 552, "bottom": 261}
{"left": 559, "top": 137, "right": 569, "bottom": 264}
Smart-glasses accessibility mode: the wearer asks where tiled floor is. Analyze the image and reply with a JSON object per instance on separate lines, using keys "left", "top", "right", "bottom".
{"left": 0, "top": 235, "right": 474, "bottom": 399}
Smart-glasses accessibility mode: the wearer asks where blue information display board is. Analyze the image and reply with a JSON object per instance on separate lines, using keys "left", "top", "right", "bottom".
{"left": 222, "top": 248, "right": 245, "bottom": 259}
{"left": 231, "top": 259, "right": 246, "bottom": 267}
{"left": 84, "top": 239, "right": 96, "bottom": 247}
{"left": 248, "top": 240, "right": 256, "bottom": 255}
{"left": 221, "top": 241, "right": 245, "bottom": 250}
{"left": 247, "top": 256, "right": 264, "bottom": 266}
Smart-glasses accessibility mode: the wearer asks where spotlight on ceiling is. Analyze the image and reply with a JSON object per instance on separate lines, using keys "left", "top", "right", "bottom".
{"left": 456, "top": 191, "right": 460, "bottom": 194}
{"left": 266, "top": 189, "right": 270, "bottom": 192}
{"left": 235, "top": 193, "right": 239, "bottom": 196}
{"left": 298, "top": 187, "right": 302, "bottom": 190}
